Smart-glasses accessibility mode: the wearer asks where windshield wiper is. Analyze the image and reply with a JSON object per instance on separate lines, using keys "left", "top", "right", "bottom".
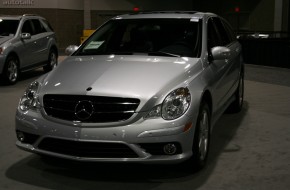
{"left": 148, "top": 51, "right": 180, "bottom": 57}
{"left": 76, "top": 51, "right": 181, "bottom": 57}
{"left": 112, "top": 51, "right": 180, "bottom": 57}
{"left": 109, "top": 51, "right": 134, "bottom": 55}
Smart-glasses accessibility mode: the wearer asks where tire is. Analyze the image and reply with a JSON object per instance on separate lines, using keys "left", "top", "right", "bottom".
{"left": 43, "top": 49, "right": 58, "bottom": 72}
{"left": 2, "top": 56, "right": 19, "bottom": 85}
{"left": 190, "top": 101, "right": 211, "bottom": 171}
{"left": 227, "top": 73, "right": 244, "bottom": 113}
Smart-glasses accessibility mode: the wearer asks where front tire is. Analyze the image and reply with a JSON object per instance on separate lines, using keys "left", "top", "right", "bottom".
{"left": 227, "top": 73, "right": 244, "bottom": 113}
{"left": 43, "top": 49, "right": 58, "bottom": 72}
{"left": 2, "top": 56, "right": 19, "bottom": 85}
{"left": 190, "top": 101, "right": 211, "bottom": 170}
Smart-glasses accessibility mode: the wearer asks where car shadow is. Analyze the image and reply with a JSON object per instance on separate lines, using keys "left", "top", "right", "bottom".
{"left": 5, "top": 102, "right": 249, "bottom": 190}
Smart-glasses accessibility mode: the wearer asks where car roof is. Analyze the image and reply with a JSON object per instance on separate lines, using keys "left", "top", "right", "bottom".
{"left": 0, "top": 14, "right": 44, "bottom": 20}
{"left": 112, "top": 11, "right": 217, "bottom": 20}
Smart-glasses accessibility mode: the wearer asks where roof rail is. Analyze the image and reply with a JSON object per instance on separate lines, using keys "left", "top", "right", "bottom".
{"left": 22, "top": 14, "right": 38, "bottom": 17}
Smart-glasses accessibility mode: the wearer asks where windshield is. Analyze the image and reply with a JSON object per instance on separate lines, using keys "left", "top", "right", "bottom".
{"left": 0, "top": 19, "right": 19, "bottom": 37}
{"left": 75, "top": 18, "right": 202, "bottom": 58}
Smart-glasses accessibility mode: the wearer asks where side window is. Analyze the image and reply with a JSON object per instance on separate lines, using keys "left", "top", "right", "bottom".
{"left": 212, "top": 17, "right": 231, "bottom": 46}
{"left": 31, "top": 19, "right": 47, "bottom": 34}
{"left": 207, "top": 18, "right": 221, "bottom": 49}
{"left": 222, "top": 20, "right": 236, "bottom": 42}
{"left": 41, "top": 19, "right": 54, "bottom": 32}
{"left": 21, "top": 20, "right": 34, "bottom": 34}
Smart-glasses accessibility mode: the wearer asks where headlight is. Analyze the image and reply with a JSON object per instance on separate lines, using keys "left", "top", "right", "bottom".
{"left": 162, "top": 87, "right": 191, "bottom": 120}
{"left": 145, "top": 87, "right": 191, "bottom": 120}
{"left": 144, "top": 105, "right": 162, "bottom": 119}
{"left": 19, "top": 81, "right": 41, "bottom": 111}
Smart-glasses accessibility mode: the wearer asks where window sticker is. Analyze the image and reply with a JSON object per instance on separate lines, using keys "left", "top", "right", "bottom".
{"left": 85, "top": 41, "right": 104, "bottom": 50}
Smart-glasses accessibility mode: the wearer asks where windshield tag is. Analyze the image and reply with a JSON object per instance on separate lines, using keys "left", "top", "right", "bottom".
{"left": 190, "top": 18, "right": 199, "bottom": 22}
{"left": 85, "top": 41, "right": 104, "bottom": 50}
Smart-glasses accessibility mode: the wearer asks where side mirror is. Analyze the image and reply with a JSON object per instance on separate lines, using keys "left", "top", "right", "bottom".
{"left": 211, "top": 46, "right": 231, "bottom": 60}
{"left": 65, "top": 45, "right": 79, "bottom": 55}
{"left": 21, "top": 33, "right": 31, "bottom": 40}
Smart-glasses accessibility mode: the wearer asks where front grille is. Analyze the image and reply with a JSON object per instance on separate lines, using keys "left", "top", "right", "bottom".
{"left": 38, "top": 138, "right": 139, "bottom": 158}
{"left": 43, "top": 94, "right": 140, "bottom": 122}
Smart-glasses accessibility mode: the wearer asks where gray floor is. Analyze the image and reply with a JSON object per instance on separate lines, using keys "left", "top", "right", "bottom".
{"left": 1, "top": 62, "right": 290, "bottom": 190}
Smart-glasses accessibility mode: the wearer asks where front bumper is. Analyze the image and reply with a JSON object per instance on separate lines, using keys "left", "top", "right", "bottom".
{"left": 15, "top": 109, "right": 197, "bottom": 164}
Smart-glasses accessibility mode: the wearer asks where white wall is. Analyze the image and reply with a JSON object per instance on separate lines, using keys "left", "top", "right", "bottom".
{"left": 0, "top": 0, "right": 135, "bottom": 10}
{"left": 0, "top": 0, "right": 83, "bottom": 10}
{"left": 90, "top": 0, "right": 134, "bottom": 10}
{"left": 57, "top": 0, "right": 83, "bottom": 10}
{"left": 90, "top": 0, "right": 193, "bottom": 11}
{"left": 0, "top": 0, "right": 193, "bottom": 10}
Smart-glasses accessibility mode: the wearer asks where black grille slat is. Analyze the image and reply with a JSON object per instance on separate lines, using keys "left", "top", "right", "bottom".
{"left": 44, "top": 107, "right": 76, "bottom": 121}
{"left": 38, "top": 138, "right": 139, "bottom": 158}
{"left": 43, "top": 95, "right": 140, "bottom": 122}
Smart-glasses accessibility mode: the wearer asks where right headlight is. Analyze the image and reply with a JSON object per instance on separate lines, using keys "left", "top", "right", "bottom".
{"left": 19, "top": 81, "right": 41, "bottom": 111}
{"left": 144, "top": 87, "right": 191, "bottom": 120}
{"left": 162, "top": 87, "right": 191, "bottom": 120}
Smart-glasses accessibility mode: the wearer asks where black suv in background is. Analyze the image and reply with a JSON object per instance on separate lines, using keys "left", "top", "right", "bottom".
{"left": 0, "top": 14, "right": 58, "bottom": 84}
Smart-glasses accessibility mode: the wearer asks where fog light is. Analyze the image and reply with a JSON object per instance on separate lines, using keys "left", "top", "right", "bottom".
{"left": 16, "top": 131, "right": 25, "bottom": 142}
{"left": 163, "top": 143, "right": 177, "bottom": 155}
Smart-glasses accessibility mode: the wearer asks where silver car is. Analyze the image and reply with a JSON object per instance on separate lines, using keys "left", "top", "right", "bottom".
{"left": 0, "top": 14, "right": 58, "bottom": 84}
{"left": 15, "top": 12, "right": 243, "bottom": 170}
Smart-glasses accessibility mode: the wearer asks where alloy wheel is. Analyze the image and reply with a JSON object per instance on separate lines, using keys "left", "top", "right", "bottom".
{"left": 7, "top": 59, "right": 18, "bottom": 83}
{"left": 50, "top": 51, "right": 57, "bottom": 69}
{"left": 198, "top": 109, "right": 209, "bottom": 161}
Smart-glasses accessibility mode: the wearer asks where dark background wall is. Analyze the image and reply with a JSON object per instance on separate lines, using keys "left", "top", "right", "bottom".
{"left": 193, "top": 0, "right": 275, "bottom": 31}
{"left": 90, "top": 0, "right": 281, "bottom": 32}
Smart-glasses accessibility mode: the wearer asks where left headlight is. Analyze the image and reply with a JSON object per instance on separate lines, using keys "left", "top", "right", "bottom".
{"left": 19, "top": 81, "right": 41, "bottom": 111}
{"left": 145, "top": 87, "right": 191, "bottom": 120}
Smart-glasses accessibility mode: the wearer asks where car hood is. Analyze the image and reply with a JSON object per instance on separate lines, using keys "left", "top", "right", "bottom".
{"left": 0, "top": 36, "right": 13, "bottom": 45}
{"left": 40, "top": 55, "right": 201, "bottom": 111}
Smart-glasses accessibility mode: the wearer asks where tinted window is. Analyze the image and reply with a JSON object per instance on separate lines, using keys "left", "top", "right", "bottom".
{"left": 76, "top": 18, "right": 202, "bottom": 58}
{"left": 31, "top": 19, "right": 47, "bottom": 34}
{"left": 22, "top": 20, "right": 34, "bottom": 34}
{"left": 41, "top": 19, "right": 54, "bottom": 32}
{"left": 212, "top": 17, "right": 231, "bottom": 46}
{"left": 222, "top": 19, "right": 236, "bottom": 42}
{"left": 0, "top": 19, "right": 19, "bottom": 36}
{"left": 207, "top": 18, "right": 222, "bottom": 49}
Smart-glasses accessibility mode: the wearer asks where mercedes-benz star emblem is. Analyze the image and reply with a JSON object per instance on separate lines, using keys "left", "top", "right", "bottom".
{"left": 75, "top": 100, "right": 94, "bottom": 121}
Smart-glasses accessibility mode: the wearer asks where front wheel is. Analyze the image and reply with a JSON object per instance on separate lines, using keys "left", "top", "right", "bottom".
{"left": 43, "top": 49, "right": 58, "bottom": 72}
{"left": 189, "top": 101, "right": 211, "bottom": 170}
{"left": 2, "top": 56, "right": 19, "bottom": 85}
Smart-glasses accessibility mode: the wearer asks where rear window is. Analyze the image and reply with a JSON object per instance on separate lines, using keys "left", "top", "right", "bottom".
{"left": 41, "top": 19, "right": 54, "bottom": 32}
